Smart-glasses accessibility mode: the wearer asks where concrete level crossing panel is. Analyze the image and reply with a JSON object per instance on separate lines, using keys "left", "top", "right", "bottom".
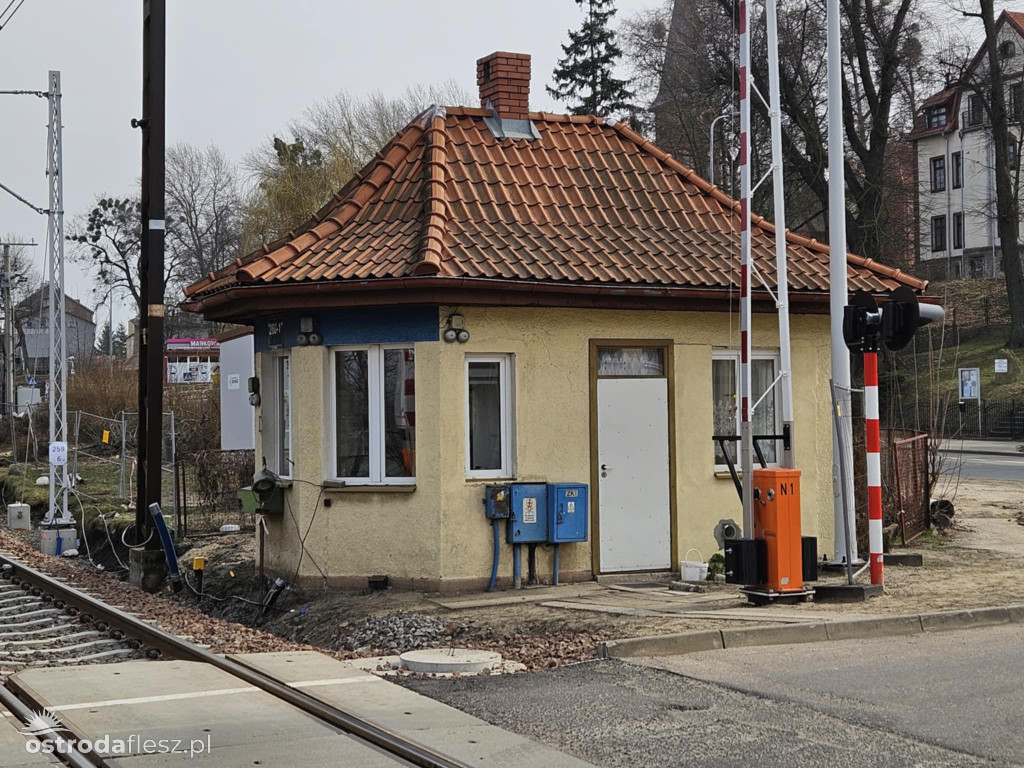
{"left": 231, "top": 650, "right": 598, "bottom": 768}
{"left": 8, "top": 659, "right": 397, "bottom": 767}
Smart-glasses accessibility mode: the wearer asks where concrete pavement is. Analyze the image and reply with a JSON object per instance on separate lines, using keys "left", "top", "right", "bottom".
{"left": 641, "top": 623, "right": 1024, "bottom": 766}
{"left": 403, "top": 625, "right": 1024, "bottom": 767}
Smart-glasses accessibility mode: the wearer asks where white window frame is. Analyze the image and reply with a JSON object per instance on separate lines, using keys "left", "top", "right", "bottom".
{"left": 465, "top": 354, "right": 516, "bottom": 480}
{"left": 275, "top": 355, "right": 292, "bottom": 479}
{"left": 329, "top": 344, "right": 416, "bottom": 486}
{"left": 711, "top": 348, "right": 782, "bottom": 471}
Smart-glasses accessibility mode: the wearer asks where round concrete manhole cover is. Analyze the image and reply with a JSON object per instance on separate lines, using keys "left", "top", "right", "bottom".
{"left": 399, "top": 648, "right": 502, "bottom": 675}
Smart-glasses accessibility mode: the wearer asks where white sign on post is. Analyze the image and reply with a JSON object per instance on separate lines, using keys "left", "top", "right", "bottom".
{"left": 48, "top": 441, "right": 68, "bottom": 466}
{"left": 958, "top": 367, "right": 981, "bottom": 400}
{"left": 995, "top": 359, "right": 1008, "bottom": 374}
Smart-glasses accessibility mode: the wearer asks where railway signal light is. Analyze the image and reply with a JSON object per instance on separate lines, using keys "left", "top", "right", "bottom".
{"left": 842, "top": 288, "right": 943, "bottom": 586}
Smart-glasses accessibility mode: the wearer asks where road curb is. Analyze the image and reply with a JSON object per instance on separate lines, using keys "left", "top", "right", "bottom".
{"left": 599, "top": 603, "right": 1024, "bottom": 659}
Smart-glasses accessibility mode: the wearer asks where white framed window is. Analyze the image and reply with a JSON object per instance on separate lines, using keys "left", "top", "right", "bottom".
{"left": 276, "top": 356, "right": 291, "bottom": 477}
{"left": 260, "top": 352, "right": 292, "bottom": 477}
{"left": 466, "top": 354, "right": 516, "bottom": 479}
{"left": 330, "top": 345, "right": 415, "bottom": 485}
{"left": 711, "top": 349, "right": 781, "bottom": 470}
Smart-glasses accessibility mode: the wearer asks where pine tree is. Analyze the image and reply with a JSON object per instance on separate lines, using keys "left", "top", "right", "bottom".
{"left": 95, "top": 322, "right": 112, "bottom": 356}
{"left": 547, "top": 0, "right": 635, "bottom": 117}
{"left": 112, "top": 323, "right": 128, "bottom": 360}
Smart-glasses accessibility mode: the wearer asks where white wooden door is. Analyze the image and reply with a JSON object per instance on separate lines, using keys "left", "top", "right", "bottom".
{"left": 597, "top": 377, "right": 672, "bottom": 571}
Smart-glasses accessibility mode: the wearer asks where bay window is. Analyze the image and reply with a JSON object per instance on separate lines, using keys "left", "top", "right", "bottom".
{"left": 331, "top": 345, "right": 415, "bottom": 484}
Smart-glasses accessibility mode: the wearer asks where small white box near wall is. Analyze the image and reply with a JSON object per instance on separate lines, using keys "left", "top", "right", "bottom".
{"left": 7, "top": 503, "right": 30, "bottom": 530}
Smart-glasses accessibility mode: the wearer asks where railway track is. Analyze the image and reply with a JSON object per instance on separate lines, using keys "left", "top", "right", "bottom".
{"left": 0, "top": 552, "right": 472, "bottom": 768}
{"left": 0, "top": 566, "right": 140, "bottom": 679}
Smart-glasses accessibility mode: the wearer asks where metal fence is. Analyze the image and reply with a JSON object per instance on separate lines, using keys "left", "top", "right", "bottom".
{"left": 175, "top": 449, "right": 255, "bottom": 537}
{"left": 902, "top": 399, "right": 1024, "bottom": 440}
{"left": 0, "top": 405, "right": 177, "bottom": 514}
{"left": 891, "top": 433, "right": 929, "bottom": 543}
{"left": 853, "top": 427, "right": 930, "bottom": 549}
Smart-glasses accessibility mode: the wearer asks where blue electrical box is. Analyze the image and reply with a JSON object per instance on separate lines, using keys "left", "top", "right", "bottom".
{"left": 483, "top": 484, "right": 511, "bottom": 519}
{"left": 506, "top": 483, "right": 549, "bottom": 543}
{"left": 547, "top": 483, "right": 589, "bottom": 543}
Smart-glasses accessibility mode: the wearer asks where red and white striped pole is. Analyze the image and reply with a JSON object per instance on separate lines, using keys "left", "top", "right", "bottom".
{"left": 738, "top": 0, "right": 754, "bottom": 539}
{"left": 864, "top": 347, "right": 883, "bottom": 585}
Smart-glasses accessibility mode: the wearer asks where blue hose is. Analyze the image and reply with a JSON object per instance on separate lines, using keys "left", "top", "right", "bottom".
{"left": 488, "top": 519, "right": 500, "bottom": 592}
{"left": 148, "top": 503, "right": 182, "bottom": 592}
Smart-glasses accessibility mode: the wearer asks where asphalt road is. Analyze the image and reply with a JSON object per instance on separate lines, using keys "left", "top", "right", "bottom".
{"left": 941, "top": 450, "right": 1024, "bottom": 480}
{"left": 402, "top": 624, "right": 1024, "bottom": 768}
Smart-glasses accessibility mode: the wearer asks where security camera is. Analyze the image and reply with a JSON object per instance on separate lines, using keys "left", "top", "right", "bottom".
{"left": 443, "top": 327, "right": 458, "bottom": 343}
{"left": 456, "top": 329, "right": 470, "bottom": 343}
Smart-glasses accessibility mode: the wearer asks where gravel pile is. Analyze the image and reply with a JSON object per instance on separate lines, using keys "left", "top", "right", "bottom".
{"left": 334, "top": 612, "right": 452, "bottom": 654}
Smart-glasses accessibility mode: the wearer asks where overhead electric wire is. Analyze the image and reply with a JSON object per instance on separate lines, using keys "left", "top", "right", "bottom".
{"left": 0, "top": 0, "right": 24, "bottom": 31}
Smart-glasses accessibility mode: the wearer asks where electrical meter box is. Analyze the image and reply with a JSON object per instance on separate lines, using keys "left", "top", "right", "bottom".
{"left": 547, "top": 483, "right": 588, "bottom": 543}
{"left": 506, "top": 483, "right": 548, "bottom": 543}
{"left": 483, "top": 485, "right": 512, "bottom": 519}
{"left": 240, "top": 486, "right": 285, "bottom": 515}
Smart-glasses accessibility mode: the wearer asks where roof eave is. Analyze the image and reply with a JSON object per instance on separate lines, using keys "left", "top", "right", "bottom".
{"left": 182, "top": 276, "right": 932, "bottom": 324}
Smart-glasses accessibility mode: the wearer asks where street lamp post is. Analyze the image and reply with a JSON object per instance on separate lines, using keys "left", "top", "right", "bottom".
{"left": 709, "top": 111, "right": 739, "bottom": 186}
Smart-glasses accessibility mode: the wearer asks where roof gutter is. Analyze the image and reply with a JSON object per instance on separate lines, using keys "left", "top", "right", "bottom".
{"left": 182, "top": 275, "right": 938, "bottom": 322}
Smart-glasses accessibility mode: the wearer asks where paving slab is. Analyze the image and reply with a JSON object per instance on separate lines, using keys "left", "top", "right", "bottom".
{"left": 7, "top": 659, "right": 394, "bottom": 766}
{"left": 231, "top": 650, "right": 597, "bottom": 768}
{"left": 0, "top": 708, "right": 50, "bottom": 767}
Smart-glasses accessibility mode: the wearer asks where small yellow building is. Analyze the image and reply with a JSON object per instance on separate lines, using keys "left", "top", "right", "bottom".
{"left": 183, "top": 52, "right": 927, "bottom": 591}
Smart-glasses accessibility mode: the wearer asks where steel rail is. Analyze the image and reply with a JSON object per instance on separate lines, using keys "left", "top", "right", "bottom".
{"left": 0, "top": 683, "right": 107, "bottom": 768}
{"left": 0, "top": 554, "right": 471, "bottom": 768}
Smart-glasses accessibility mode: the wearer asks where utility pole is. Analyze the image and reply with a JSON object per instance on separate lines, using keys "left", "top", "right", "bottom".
{"left": 0, "top": 241, "right": 36, "bottom": 411}
{"left": 130, "top": 0, "right": 167, "bottom": 591}
{"left": 826, "top": 0, "right": 859, "bottom": 566}
{"left": 43, "top": 70, "right": 74, "bottom": 534}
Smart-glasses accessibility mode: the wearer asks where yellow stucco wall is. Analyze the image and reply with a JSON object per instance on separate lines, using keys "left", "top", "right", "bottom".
{"left": 256, "top": 306, "right": 834, "bottom": 590}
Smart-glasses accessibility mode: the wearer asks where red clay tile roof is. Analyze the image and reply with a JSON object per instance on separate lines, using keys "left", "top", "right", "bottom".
{"left": 183, "top": 106, "right": 926, "bottom": 314}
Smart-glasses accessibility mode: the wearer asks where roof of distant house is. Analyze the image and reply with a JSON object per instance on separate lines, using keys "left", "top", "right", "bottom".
{"left": 17, "top": 285, "right": 95, "bottom": 324}
{"left": 910, "top": 10, "right": 1024, "bottom": 140}
{"left": 184, "top": 53, "right": 927, "bottom": 321}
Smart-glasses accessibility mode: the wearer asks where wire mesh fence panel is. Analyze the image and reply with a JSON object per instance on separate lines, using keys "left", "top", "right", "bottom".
{"left": 177, "top": 449, "right": 255, "bottom": 537}
{"left": 893, "top": 434, "right": 929, "bottom": 544}
{"left": 852, "top": 426, "right": 929, "bottom": 551}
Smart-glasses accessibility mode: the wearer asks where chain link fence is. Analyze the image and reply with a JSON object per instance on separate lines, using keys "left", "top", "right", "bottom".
{"left": 175, "top": 449, "right": 255, "bottom": 537}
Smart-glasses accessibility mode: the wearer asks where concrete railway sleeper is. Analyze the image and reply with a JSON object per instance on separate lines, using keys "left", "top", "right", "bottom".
{"left": 0, "top": 553, "right": 473, "bottom": 768}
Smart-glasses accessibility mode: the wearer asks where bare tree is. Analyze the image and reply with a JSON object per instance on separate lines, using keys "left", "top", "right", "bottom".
{"left": 240, "top": 81, "right": 471, "bottom": 250}
{"left": 0, "top": 234, "right": 41, "bottom": 303}
{"left": 624, "top": 0, "right": 928, "bottom": 266}
{"left": 166, "top": 144, "right": 242, "bottom": 292}
{"left": 955, "top": 1, "right": 1024, "bottom": 347}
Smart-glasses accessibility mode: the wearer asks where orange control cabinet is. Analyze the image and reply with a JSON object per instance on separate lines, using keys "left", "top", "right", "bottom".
{"left": 751, "top": 468, "right": 803, "bottom": 592}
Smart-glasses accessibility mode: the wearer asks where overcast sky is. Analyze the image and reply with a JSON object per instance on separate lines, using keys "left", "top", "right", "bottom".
{"left": 0, "top": 0, "right": 654, "bottom": 327}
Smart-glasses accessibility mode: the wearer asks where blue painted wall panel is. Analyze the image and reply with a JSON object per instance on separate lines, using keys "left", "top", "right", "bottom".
{"left": 253, "top": 305, "right": 439, "bottom": 351}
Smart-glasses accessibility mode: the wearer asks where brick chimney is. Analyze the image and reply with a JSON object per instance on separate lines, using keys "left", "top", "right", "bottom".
{"left": 477, "top": 52, "right": 530, "bottom": 121}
